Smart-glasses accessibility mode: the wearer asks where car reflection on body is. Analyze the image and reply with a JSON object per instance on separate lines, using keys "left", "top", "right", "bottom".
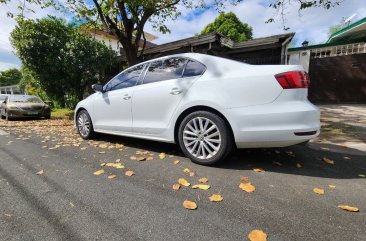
{"left": 0, "top": 95, "right": 51, "bottom": 120}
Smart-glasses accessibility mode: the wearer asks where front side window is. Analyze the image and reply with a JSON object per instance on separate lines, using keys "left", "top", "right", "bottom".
{"left": 183, "top": 60, "right": 206, "bottom": 77}
{"left": 143, "top": 57, "right": 187, "bottom": 84}
{"left": 105, "top": 64, "right": 145, "bottom": 92}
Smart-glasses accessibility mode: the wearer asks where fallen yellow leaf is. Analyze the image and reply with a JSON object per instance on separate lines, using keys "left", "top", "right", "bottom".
{"left": 178, "top": 178, "right": 190, "bottom": 187}
{"left": 248, "top": 229, "right": 268, "bottom": 241}
{"left": 172, "top": 183, "right": 181, "bottom": 191}
{"left": 198, "top": 177, "right": 208, "bottom": 183}
{"left": 192, "top": 184, "right": 210, "bottom": 190}
{"left": 115, "top": 159, "right": 121, "bottom": 163}
{"left": 159, "top": 153, "right": 166, "bottom": 159}
{"left": 106, "top": 162, "right": 115, "bottom": 167}
{"left": 239, "top": 183, "right": 256, "bottom": 192}
{"left": 189, "top": 172, "right": 195, "bottom": 177}
{"left": 183, "top": 168, "right": 190, "bottom": 173}
{"left": 253, "top": 168, "right": 265, "bottom": 172}
{"left": 313, "top": 188, "right": 325, "bottom": 195}
{"left": 338, "top": 205, "right": 359, "bottom": 212}
{"left": 130, "top": 156, "right": 137, "bottom": 160}
{"left": 183, "top": 200, "right": 197, "bottom": 210}
{"left": 108, "top": 174, "right": 117, "bottom": 179}
{"left": 209, "top": 194, "right": 223, "bottom": 202}
{"left": 125, "top": 170, "right": 135, "bottom": 177}
{"left": 98, "top": 151, "right": 106, "bottom": 154}
{"left": 136, "top": 156, "right": 146, "bottom": 161}
{"left": 146, "top": 156, "right": 154, "bottom": 161}
{"left": 174, "top": 160, "right": 180, "bottom": 164}
{"left": 100, "top": 163, "right": 106, "bottom": 167}
{"left": 328, "top": 185, "right": 336, "bottom": 189}
{"left": 36, "top": 170, "right": 44, "bottom": 175}
{"left": 322, "top": 157, "right": 334, "bottom": 165}
{"left": 93, "top": 169, "right": 105, "bottom": 176}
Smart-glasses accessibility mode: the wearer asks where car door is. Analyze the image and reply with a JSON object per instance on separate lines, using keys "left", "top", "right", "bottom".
{"left": 132, "top": 58, "right": 206, "bottom": 135}
{"left": 93, "top": 64, "right": 145, "bottom": 133}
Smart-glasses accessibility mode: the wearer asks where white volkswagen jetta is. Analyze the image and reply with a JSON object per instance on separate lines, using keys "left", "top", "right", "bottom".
{"left": 75, "top": 53, "right": 320, "bottom": 165}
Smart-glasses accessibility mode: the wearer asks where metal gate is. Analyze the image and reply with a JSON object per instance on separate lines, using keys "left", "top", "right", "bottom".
{"left": 308, "top": 53, "right": 366, "bottom": 103}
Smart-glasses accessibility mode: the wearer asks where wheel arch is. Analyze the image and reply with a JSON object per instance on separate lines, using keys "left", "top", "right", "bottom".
{"left": 173, "top": 105, "right": 235, "bottom": 144}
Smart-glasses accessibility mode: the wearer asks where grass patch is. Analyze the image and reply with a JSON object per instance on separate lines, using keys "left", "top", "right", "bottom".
{"left": 51, "top": 108, "right": 74, "bottom": 120}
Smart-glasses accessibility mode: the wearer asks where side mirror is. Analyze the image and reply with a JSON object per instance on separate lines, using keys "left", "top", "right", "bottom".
{"left": 92, "top": 84, "right": 104, "bottom": 93}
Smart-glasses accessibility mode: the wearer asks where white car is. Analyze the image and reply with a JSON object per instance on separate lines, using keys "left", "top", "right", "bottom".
{"left": 75, "top": 53, "right": 320, "bottom": 165}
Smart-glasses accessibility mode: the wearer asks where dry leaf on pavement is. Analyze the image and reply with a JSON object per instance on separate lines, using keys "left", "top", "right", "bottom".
{"left": 239, "top": 183, "right": 256, "bottom": 193}
{"left": 209, "top": 194, "right": 223, "bottom": 202}
{"left": 328, "top": 185, "right": 336, "bottom": 189}
{"left": 313, "top": 188, "right": 325, "bottom": 195}
{"left": 183, "top": 168, "right": 190, "bottom": 173}
{"left": 172, "top": 183, "right": 181, "bottom": 191}
{"left": 159, "top": 153, "right": 166, "bottom": 159}
{"left": 248, "top": 229, "right": 267, "bottom": 241}
{"left": 173, "top": 160, "right": 180, "bottom": 164}
{"left": 93, "top": 169, "right": 105, "bottom": 176}
{"left": 183, "top": 200, "right": 197, "bottom": 210}
{"left": 198, "top": 177, "right": 208, "bottom": 183}
{"left": 192, "top": 184, "right": 210, "bottom": 190}
{"left": 338, "top": 205, "right": 359, "bottom": 212}
{"left": 178, "top": 178, "right": 190, "bottom": 187}
{"left": 253, "top": 168, "right": 265, "bottom": 172}
{"left": 322, "top": 157, "right": 334, "bottom": 165}
{"left": 36, "top": 170, "right": 44, "bottom": 175}
{"left": 125, "top": 170, "right": 135, "bottom": 177}
{"left": 108, "top": 174, "right": 117, "bottom": 179}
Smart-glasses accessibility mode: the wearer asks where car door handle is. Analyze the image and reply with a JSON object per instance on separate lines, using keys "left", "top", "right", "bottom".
{"left": 123, "top": 95, "right": 131, "bottom": 100}
{"left": 170, "top": 88, "right": 182, "bottom": 95}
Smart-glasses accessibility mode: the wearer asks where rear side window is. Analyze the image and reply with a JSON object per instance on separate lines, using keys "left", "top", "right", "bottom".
{"left": 183, "top": 60, "right": 206, "bottom": 77}
{"left": 143, "top": 57, "right": 187, "bottom": 84}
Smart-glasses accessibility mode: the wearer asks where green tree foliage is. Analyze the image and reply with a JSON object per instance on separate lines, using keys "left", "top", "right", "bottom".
{"left": 10, "top": 17, "right": 115, "bottom": 107}
{"left": 0, "top": 68, "right": 22, "bottom": 86}
{"left": 19, "top": 66, "right": 49, "bottom": 102}
{"left": 201, "top": 12, "right": 252, "bottom": 42}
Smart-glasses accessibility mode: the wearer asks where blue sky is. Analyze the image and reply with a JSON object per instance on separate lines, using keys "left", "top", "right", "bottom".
{"left": 1, "top": 0, "right": 366, "bottom": 71}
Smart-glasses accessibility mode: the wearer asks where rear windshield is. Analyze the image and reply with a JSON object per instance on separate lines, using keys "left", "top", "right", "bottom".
{"left": 9, "top": 96, "right": 43, "bottom": 103}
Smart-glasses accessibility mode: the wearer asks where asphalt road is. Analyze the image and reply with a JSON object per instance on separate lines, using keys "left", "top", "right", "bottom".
{"left": 0, "top": 119, "right": 365, "bottom": 241}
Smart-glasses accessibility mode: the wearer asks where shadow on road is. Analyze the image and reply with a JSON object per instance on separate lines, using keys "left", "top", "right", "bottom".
{"left": 94, "top": 133, "right": 366, "bottom": 180}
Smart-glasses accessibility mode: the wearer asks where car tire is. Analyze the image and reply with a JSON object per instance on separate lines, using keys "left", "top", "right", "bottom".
{"left": 76, "top": 110, "right": 95, "bottom": 140}
{"left": 45, "top": 114, "right": 51, "bottom": 120}
{"left": 178, "top": 111, "right": 233, "bottom": 165}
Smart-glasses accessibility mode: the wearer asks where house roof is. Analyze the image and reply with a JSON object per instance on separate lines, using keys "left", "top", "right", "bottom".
{"left": 327, "top": 17, "right": 366, "bottom": 43}
{"left": 120, "top": 32, "right": 294, "bottom": 60}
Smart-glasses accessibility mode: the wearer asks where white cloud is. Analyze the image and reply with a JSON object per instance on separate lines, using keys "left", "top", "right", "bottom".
{"left": 1, "top": 0, "right": 366, "bottom": 71}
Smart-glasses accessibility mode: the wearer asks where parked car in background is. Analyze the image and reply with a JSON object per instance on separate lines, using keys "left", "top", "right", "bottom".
{"left": 1, "top": 95, "right": 51, "bottom": 120}
{"left": 74, "top": 53, "right": 320, "bottom": 165}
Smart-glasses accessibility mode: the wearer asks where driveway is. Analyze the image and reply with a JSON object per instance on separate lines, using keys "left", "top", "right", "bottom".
{"left": 0, "top": 105, "right": 365, "bottom": 241}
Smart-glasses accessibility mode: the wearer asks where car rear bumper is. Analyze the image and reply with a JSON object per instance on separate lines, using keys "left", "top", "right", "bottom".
{"left": 225, "top": 99, "right": 320, "bottom": 148}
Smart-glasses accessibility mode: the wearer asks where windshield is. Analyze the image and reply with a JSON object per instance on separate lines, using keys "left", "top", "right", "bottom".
{"left": 9, "top": 96, "right": 43, "bottom": 103}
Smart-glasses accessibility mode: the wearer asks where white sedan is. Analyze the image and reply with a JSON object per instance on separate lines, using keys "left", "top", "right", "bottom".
{"left": 75, "top": 53, "right": 320, "bottom": 165}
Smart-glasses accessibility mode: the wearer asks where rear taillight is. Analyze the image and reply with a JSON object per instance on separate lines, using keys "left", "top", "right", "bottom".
{"left": 275, "top": 71, "right": 310, "bottom": 89}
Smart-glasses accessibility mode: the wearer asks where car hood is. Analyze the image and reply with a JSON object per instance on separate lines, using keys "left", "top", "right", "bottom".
{"left": 8, "top": 103, "right": 46, "bottom": 108}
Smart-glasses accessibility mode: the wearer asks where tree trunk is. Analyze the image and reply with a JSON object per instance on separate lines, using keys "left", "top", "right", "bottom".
{"left": 123, "top": 44, "right": 138, "bottom": 66}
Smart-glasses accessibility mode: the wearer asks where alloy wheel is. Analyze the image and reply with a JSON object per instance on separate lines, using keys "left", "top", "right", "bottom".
{"left": 182, "top": 117, "right": 221, "bottom": 159}
{"left": 77, "top": 112, "right": 91, "bottom": 138}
